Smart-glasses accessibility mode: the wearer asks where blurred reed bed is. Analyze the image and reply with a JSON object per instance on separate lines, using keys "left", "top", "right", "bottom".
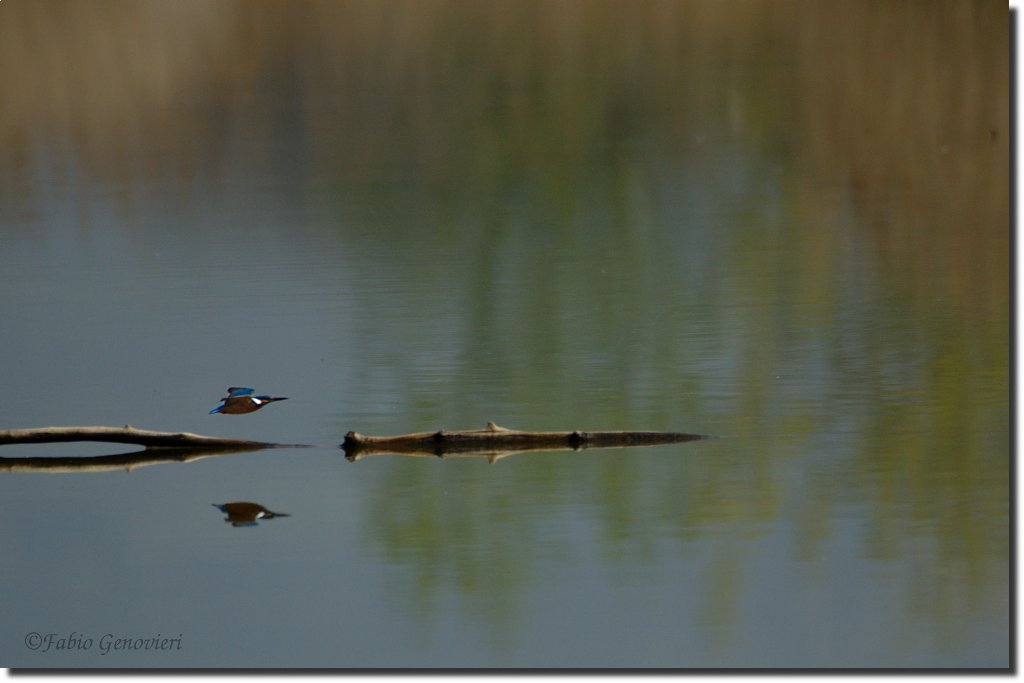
{"left": 1, "top": 1, "right": 1006, "bottom": 305}
{"left": 789, "top": 1, "right": 1007, "bottom": 321}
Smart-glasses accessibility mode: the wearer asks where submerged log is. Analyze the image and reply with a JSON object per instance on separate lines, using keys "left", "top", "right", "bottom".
{"left": 0, "top": 423, "right": 709, "bottom": 470}
{"left": 0, "top": 446, "right": 261, "bottom": 474}
{"left": 342, "top": 422, "right": 708, "bottom": 462}
{"left": 0, "top": 425, "right": 292, "bottom": 450}
{"left": 0, "top": 426, "right": 305, "bottom": 474}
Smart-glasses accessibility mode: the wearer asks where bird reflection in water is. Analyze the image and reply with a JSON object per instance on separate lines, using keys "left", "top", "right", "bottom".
{"left": 213, "top": 502, "right": 290, "bottom": 527}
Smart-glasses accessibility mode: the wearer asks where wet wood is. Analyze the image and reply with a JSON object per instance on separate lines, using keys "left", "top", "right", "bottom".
{"left": 342, "top": 422, "right": 708, "bottom": 462}
{"left": 0, "top": 423, "right": 708, "bottom": 470}
{"left": 0, "top": 446, "right": 260, "bottom": 474}
{"left": 0, "top": 425, "right": 289, "bottom": 450}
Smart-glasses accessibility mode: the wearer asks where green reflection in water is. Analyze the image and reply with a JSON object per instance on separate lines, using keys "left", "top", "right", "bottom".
{"left": 316, "top": 2, "right": 1007, "bottom": 662}
{"left": 0, "top": 0, "right": 1007, "bottom": 666}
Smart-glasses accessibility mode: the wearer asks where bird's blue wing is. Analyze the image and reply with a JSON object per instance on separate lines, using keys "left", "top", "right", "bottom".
{"left": 226, "top": 387, "right": 254, "bottom": 397}
{"left": 209, "top": 404, "right": 224, "bottom": 414}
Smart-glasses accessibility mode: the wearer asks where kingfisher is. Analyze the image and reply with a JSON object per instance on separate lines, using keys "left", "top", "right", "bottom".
{"left": 212, "top": 502, "right": 290, "bottom": 527}
{"left": 209, "top": 387, "right": 288, "bottom": 415}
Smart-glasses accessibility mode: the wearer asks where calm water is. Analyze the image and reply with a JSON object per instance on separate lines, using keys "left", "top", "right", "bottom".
{"left": 0, "top": 1, "right": 1009, "bottom": 669}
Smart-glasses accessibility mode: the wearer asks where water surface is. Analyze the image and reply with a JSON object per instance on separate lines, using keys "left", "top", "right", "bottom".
{"left": 0, "top": 1, "right": 1009, "bottom": 669}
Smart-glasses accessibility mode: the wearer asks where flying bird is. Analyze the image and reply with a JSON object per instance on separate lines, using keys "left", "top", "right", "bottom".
{"left": 209, "top": 387, "right": 288, "bottom": 415}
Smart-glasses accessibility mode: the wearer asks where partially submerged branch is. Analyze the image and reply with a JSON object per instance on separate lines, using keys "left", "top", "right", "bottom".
{"left": 0, "top": 425, "right": 301, "bottom": 474}
{"left": 342, "top": 422, "right": 708, "bottom": 462}
{"left": 0, "top": 423, "right": 709, "bottom": 471}
{"left": 0, "top": 446, "right": 259, "bottom": 474}
{"left": 0, "top": 425, "right": 291, "bottom": 450}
